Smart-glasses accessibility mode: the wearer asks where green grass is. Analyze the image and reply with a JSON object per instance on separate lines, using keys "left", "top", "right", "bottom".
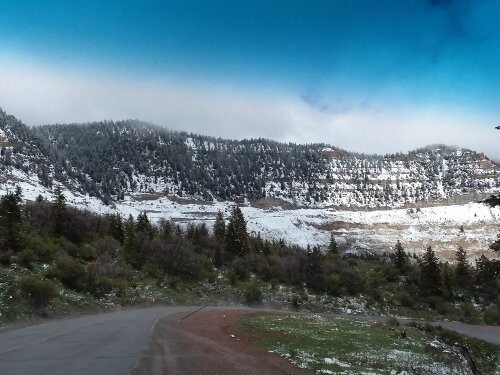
{"left": 242, "top": 313, "right": 500, "bottom": 375}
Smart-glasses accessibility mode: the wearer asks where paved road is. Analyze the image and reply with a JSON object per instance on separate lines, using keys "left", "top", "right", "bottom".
{"left": 0, "top": 306, "right": 196, "bottom": 375}
{"left": 0, "top": 306, "right": 498, "bottom": 375}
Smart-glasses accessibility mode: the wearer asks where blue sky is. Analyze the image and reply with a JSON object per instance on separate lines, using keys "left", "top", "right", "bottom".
{"left": 0, "top": 0, "right": 499, "bottom": 158}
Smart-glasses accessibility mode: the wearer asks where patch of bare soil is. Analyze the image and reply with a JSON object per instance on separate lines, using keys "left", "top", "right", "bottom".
{"left": 130, "top": 309, "right": 313, "bottom": 375}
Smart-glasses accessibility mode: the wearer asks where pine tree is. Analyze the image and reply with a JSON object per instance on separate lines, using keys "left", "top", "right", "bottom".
{"left": 305, "top": 247, "right": 325, "bottom": 292}
{"left": 420, "top": 246, "right": 441, "bottom": 296}
{"left": 123, "top": 214, "right": 139, "bottom": 267}
{"left": 213, "top": 211, "right": 226, "bottom": 243}
{"left": 106, "top": 213, "right": 124, "bottom": 244}
{"left": 328, "top": 232, "right": 339, "bottom": 256}
{"left": 225, "top": 206, "right": 249, "bottom": 257}
{"left": 454, "top": 246, "right": 471, "bottom": 290}
{"left": 52, "top": 185, "right": 66, "bottom": 236}
{"left": 442, "top": 263, "right": 453, "bottom": 299}
{"left": 392, "top": 240, "right": 408, "bottom": 275}
{"left": 0, "top": 192, "right": 23, "bottom": 253}
{"left": 136, "top": 212, "right": 154, "bottom": 239}
{"left": 160, "top": 219, "right": 172, "bottom": 240}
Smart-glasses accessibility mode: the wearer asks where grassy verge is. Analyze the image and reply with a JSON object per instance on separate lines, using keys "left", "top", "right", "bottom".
{"left": 241, "top": 312, "right": 499, "bottom": 375}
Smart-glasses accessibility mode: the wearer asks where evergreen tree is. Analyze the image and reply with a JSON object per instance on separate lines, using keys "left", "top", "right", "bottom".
{"left": 420, "top": 246, "right": 441, "bottom": 296}
{"left": 225, "top": 206, "right": 249, "bottom": 257}
{"left": 328, "top": 232, "right": 339, "bottom": 256}
{"left": 136, "top": 212, "right": 154, "bottom": 239}
{"left": 213, "top": 211, "right": 226, "bottom": 243}
{"left": 160, "top": 219, "right": 172, "bottom": 240}
{"left": 123, "top": 215, "right": 139, "bottom": 267}
{"left": 106, "top": 213, "right": 124, "bottom": 244}
{"left": 442, "top": 263, "right": 453, "bottom": 299}
{"left": 489, "top": 234, "right": 500, "bottom": 252}
{"left": 454, "top": 246, "right": 471, "bottom": 290}
{"left": 475, "top": 255, "right": 500, "bottom": 301}
{"left": 0, "top": 192, "right": 23, "bottom": 253}
{"left": 52, "top": 185, "right": 66, "bottom": 236}
{"left": 305, "top": 247, "right": 325, "bottom": 292}
{"left": 392, "top": 240, "right": 408, "bottom": 275}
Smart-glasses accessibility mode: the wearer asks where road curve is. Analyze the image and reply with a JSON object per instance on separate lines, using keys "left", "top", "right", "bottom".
{"left": 0, "top": 306, "right": 196, "bottom": 375}
{"left": 0, "top": 306, "right": 498, "bottom": 375}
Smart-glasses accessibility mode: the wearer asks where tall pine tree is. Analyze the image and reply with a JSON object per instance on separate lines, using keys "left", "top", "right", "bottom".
{"left": 328, "top": 232, "right": 339, "bottom": 256}
{"left": 392, "top": 240, "right": 408, "bottom": 275}
{"left": 52, "top": 185, "right": 66, "bottom": 236}
{"left": 225, "top": 206, "right": 249, "bottom": 257}
{"left": 0, "top": 192, "right": 23, "bottom": 253}
{"left": 454, "top": 246, "right": 471, "bottom": 290}
{"left": 420, "top": 246, "right": 441, "bottom": 296}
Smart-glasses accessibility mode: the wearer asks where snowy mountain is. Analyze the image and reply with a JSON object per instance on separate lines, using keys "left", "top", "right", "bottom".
{"left": 0, "top": 108, "right": 499, "bottom": 259}
{"left": 23, "top": 116, "right": 500, "bottom": 208}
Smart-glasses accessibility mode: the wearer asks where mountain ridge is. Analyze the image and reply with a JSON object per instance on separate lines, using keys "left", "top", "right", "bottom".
{"left": 0, "top": 108, "right": 499, "bottom": 208}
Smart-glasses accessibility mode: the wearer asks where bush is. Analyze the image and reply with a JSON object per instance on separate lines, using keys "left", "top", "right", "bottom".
{"left": 51, "top": 255, "right": 87, "bottom": 291}
{"left": 244, "top": 283, "right": 263, "bottom": 306}
{"left": 16, "top": 249, "right": 36, "bottom": 269}
{"left": 396, "top": 291, "right": 413, "bottom": 308}
{"left": 459, "top": 301, "right": 480, "bottom": 323}
{"left": 483, "top": 306, "right": 500, "bottom": 325}
{"left": 19, "top": 276, "right": 57, "bottom": 310}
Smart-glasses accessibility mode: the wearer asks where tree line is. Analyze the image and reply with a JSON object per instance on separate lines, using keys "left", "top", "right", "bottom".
{"left": 0, "top": 187, "right": 498, "bottom": 323}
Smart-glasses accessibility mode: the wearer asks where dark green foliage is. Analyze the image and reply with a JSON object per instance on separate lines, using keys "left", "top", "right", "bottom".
{"left": 391, "top": 240, "right": 408, "bottom": 275}
{"left": 327, "top": 232, "right": 339, "bottom": 256}
{"left": 16, "top": 249, "right": 36, "bottom": 269}
{"left": 225, "top": 206, "right": 249, "bottom": 257}
{"left": 106, "top": 213, "right": 124, "bottom": 244}
{"left": 123, "top": 215, "right": 140, "bottom": 267}
{"left": 51, "top": 255, "right": 87, "bottom": 291}
{"left": 482, "top": 306, "right": 500, "bottom": 325}
{"left": 213, "top": 211, "right": 226, "bottom": 243}
{"left": 454, "top": 246, "right": 471, "bottom": 290}
{"left": 474, "top": 255, "right": 500, "bottom": 302}
{"left": 420, "top": 246, "right": 441, "bottom": 296}
{"left": 244, "top": 283, "right": 263, "bottom": 306}
{"left": 0, "top": 192, "right": 23, "bottom": 252}
{"left": 19, "top": 276, "right": 57, "bottom": 310}
{"left": 0, "top": 189, "right": 498, "bottom": 323}
{"left": 305, "top": 247, "right": 325, "bottom": 292}
{"left": 52, "top": 185, "right": 66, "bottom": 236}
{"left": 136, "top": 212, "right": 154, "bottom": 238}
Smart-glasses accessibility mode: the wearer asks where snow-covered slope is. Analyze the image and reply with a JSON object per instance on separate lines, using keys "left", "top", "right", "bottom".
{"left": 0, "top": 108, "right": 498, "bottom": 260}
{"left": 30, "top": 119, "right": 500, "bottom": 208}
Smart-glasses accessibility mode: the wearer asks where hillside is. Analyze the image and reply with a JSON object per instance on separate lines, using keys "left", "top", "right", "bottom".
{"left": 0, "top": 109, "right": 498, "bottom": 209}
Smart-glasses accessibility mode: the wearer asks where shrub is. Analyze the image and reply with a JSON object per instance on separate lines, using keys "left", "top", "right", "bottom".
{"left": 19, "top": 276, "right": 57, "bottom": 310}
{"left": 51, "top": 255, "right": 87, "bottom": 291}
{"left": 386, "top": 316, "right": 400, "bottom": 327}
{"left": 244, "top": 283, "right": 263, "bottom": 306}
{"left": 16, "top": 249, "right": 36, "bottom": 269}
{"left": 396, "top": 291, "right": 414, "bottom": 308}
{"left": 483, "top": 306, "right": 500, "bottom": 325}
{"left": 459, "top": 301, "right": 480, "bottom": 323}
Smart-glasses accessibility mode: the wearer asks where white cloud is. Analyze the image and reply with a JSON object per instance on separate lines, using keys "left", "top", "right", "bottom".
{"left": 0, "top": 58, "right": 498, "bottom": 161}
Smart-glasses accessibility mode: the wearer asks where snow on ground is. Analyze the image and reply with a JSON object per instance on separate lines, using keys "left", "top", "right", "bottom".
{"left": 6, "top": 169, "right": 499, "bottom": 260}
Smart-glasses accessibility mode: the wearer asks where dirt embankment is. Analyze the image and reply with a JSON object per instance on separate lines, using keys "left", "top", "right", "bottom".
{"left": 131, "top": 309, "right": 312, "bottom": 375}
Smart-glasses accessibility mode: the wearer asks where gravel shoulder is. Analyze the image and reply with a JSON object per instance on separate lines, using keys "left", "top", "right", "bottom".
{"left": 131, "top": 309, "right": 313, "bottom": 375}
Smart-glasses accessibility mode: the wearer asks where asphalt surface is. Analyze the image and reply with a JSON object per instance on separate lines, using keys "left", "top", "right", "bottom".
{"left": 0, "top": 306, "right": 498, "bottom": 375}
{"left": 0, "top": 306, "right": 196, "bottom": 375}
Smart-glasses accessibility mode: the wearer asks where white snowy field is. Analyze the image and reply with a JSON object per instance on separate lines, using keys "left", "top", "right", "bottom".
{"left": 4, "top": 168, "right": 500, "bottom": 261}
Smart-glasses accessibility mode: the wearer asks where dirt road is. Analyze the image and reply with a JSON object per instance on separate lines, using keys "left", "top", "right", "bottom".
{"left": 131, "top": 309, "right": 312, "bottom": 375}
